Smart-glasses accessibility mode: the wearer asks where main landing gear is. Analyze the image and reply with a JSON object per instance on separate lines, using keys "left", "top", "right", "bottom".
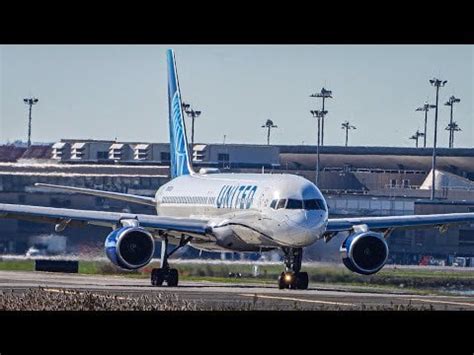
{"left": 278, "top": 247, "right": 309, "bottom": 290}
{"left": 151, "top": 236, "right": 191, "bottom": 287}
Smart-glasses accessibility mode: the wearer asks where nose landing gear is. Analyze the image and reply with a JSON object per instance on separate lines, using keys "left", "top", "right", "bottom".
{"left": 278, "top": 247, "right": 309, "bottom": 290}
{"left": 278, "top": 271, "right": 309, "bottom": 290}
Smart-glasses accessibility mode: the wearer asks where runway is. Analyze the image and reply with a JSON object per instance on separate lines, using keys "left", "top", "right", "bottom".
{"left": 1, "top": 270, "right": 474, "bottom": 310}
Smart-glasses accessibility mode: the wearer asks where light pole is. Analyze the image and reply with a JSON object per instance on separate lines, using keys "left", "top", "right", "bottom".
{"left": 409, "top": 130, "right": 425, "bottom": 148}
{"left": 182, "top": 101, "right": 190, "bottom": 112}
{"left": 261, "top": 119, "right": 277, "bottom": 145}
{"left": 311, "top": 110, "right": 326, "bottom": 185}
{"left": 341, "top": 121, "right": 356, "bottom": 147}
{"left": 416, "top": 102, "right": 436, "bottom": 148}
{"left": 444, "top": 95, "right": 461, "bottom": 148}
{"left": 445, "top": 122, "right": 461, "bottom": 147}
{"left": 183, "top": 104, "right": 201, "bottom": 148}
{"left": 23, "top": 97, "right": 39, "bottom": 147}
{"left": 310, "top": 88, "right": 332, "bottom": 146}
{"left": 429, "top": 77, "right": 447, "bottom": 200}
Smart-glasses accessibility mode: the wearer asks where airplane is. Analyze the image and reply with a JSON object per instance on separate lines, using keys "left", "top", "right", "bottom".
{"left": 1, "top": 48, "right": 474, "bottom": 290}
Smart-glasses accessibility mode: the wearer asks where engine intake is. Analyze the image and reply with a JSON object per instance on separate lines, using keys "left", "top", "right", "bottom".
{"left": 105, "top": 227, "right": 155, "bottom": 270}
{"left": 340, "top": 231, "right": 388, "bottom": 275}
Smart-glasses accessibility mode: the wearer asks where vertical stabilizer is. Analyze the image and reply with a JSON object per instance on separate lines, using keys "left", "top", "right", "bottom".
{"left": 167, "top": 49, "right": 194, "bottom": 178}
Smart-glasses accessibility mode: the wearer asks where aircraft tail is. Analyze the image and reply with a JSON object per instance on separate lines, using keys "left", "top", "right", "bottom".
{"left": 167, "top": 49, "right": 194, "bottom": 178}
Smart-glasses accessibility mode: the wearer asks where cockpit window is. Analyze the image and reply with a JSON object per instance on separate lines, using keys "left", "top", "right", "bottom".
{"left": 304, "top": 199, "right": 326, "bottom": 211}
{"left": 286, "top": 199, "right": 303, "bottom": 209}
{"left": 276, "top": 199, "right": 287, "bottom": 209}
{"left": 271, "top": 198, "right": 326, "bottom": 211}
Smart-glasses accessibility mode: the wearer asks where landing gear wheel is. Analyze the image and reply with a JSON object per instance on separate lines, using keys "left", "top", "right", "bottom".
{"left": 167, "top": 268, "right": 179, "bottom": 287}
{"left": 279, "top": 247, "right": 308, "bottom": 290}
{"left": 278, "top": 272, "right": 288, "bottom": 289}
{"left": 278, "top": 272, "right": 295, "bottom": 289}
{"left": 151, "top": 268, "right": 179, "bottom": 287}
{"left": 295, "top": 272, "right": 309, "bottom": 290}
{"left": 151, "top": 268, "right": 165, "bottom": 286}
{"left": 151, "top": 236, "right": 192, "bottom": 287}
{"left": 288, "top": 274, "right": 298, "bottom": 289}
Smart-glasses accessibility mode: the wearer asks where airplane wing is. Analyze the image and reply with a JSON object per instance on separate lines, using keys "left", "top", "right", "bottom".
{"left": 34, "top": 183, "right": 156, "bottom": 207}
{"left": 0, "top": 203, "right": 211, "bottom": 238}
{"left": 326, "top": 213, "right": 474, "bottom": 234}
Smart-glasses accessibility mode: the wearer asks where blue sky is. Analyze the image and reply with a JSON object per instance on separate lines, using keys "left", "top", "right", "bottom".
{"left": 0, "top": 45, "right": 472, "bottom": 147}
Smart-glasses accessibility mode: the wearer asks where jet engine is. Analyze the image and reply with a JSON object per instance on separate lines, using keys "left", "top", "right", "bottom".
{"left": 104, "top": 227, "right": 155, "bottom": 270}
{"left": 340, "top": 231, "right": 388, "bottom": 275}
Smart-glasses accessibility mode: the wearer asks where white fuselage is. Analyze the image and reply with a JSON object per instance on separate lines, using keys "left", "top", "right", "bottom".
{"left": 154, "top": 172, "right": 328, "bottom": 252}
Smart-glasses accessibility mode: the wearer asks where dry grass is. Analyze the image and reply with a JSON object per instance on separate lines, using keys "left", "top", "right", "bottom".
{"left": 0, "top": 288, "right": 200, "bottom": 311}
{"left": 0, "top": 287, "right": 439, "bottom": 311}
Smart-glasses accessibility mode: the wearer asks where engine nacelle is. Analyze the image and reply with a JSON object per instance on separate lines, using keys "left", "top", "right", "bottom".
{"left": 104, "top": 226, "right": 155, "bottom": 270}
{"left": 340, "top": 231, "right": 388, "bottom": 275}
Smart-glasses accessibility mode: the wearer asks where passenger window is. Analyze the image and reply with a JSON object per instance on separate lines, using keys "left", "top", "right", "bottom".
{"left": 286, "top": 199, "right": 303, "bottom": 209}
{"left": 276, "top": 199, "right": 286, "bottom": 209}
{"left": 270, "top": 199, "right": 277, "bottom": 209}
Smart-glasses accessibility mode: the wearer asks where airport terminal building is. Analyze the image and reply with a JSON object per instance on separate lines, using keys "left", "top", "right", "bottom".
{"left": 0, "top": 140, "right": 473, "bottom": 265}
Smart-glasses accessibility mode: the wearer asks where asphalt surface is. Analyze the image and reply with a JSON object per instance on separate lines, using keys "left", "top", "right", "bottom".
{"left": 1, "top": 270, "right": 474, "bottom": 310}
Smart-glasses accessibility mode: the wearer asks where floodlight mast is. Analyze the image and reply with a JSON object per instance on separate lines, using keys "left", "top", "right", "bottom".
{"left": 444, "top": 95, "right": 461, "bottom": 148}
{"left": 182, "top": 102, "right": 201, "bottom": 148}
{"left": 409, "top": 130, "right": 425, "bottom": 148}
{"left": 445, "top": 122, "right": 461, "bottom": 147}
{"left": 310, "top": 110, "right": 326, "bottom": 185}
{"left": 261, "top": 119, "right": 277, "bottom": 145}
{"left": 182, "top": 102, "right": 190, "bottom": 112}
{"left": 429, "top": 78, "right": 447, "bottom": 200}
{"left": 416, "top": 102, "right": 436, "bottom": 148}
{"left": 23, "top": 97, "right": 39, "bottom": 148}
{"left": 341, "top": 121, "right": 356, "bottom": 147}
{"left": 310, "top": 88, "right": 332, "bottom": 146}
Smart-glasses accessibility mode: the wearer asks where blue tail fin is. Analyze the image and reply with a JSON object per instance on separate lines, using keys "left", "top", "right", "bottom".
{"left": 167, "top": 49, "right": 194, "bottom": 178}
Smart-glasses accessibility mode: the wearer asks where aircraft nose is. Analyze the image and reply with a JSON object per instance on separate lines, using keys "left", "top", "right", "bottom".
{"left": 285, "top": 210, "right": 324, "bottom": 231}
{"left": 280, "top": 211, "right": 324, "bottom": 247}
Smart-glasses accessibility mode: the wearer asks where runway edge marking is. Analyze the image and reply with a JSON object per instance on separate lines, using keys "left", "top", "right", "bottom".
{"left": 239, "top": 293, "right": 355, "bottom": 307}
{"left": 407, "top": 297, "right": 474, "bottom": 308}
